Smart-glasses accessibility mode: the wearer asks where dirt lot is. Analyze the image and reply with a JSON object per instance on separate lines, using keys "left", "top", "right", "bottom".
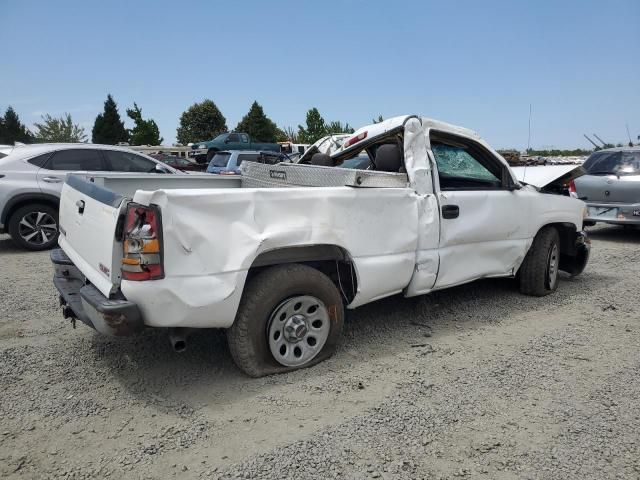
{"left": 1, "top": 226, "right": 639, "bottom": 479}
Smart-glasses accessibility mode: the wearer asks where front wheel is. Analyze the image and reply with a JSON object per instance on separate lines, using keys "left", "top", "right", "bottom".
{"left": 8, "top": 203, "right": 59, "bottom": 251}
{"left": 227, "top": 264, "right": 344, "bottom": 377}
{"left": 518, "top": 227, "right": 560, "bottom": 296}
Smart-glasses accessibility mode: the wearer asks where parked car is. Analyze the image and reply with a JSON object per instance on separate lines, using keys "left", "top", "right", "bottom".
{"left": 206, "top": 150, "right": 290, "bottom": 175}
{"left": 0, "top": 143, "right": 178, "bottom": 250}
{"left": 574, "top": 147, "right": 640, "bottom": 226}
{"left": 51, "top": 115, "right": 590, "bottom": 377}
{"left": 149, "top": 153, "right": 206, "bottom": 172}
{"left": 191, "top": 132, "right": 280, "bottom": 163}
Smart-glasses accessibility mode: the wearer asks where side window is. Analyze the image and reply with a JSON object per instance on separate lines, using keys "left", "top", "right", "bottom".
{"left": 27, "top": 153, "right": 53, "bottom": 167}
{"left": 236, "top": 153, "right": 259, "bottom": 166}
{"left": 227, "top": 133, "right": 240, "bottom": 142}
{"left": 46, "top": 149, "right": 104, "bottom": 171}
{"left": 103, "top": 150, "right": 157, "bottom": 173}
{"left": 430, "top": 138, "right": 502, "bottom": 190}
{"left": 240, "top": 134, "right": 249, "bottom": 143}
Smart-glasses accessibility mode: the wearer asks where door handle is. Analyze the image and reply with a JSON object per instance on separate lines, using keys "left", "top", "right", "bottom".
{"left": 76, "top": 200, "right": 85, "bottom": 215}
{"left": 42, "top": 176, "right": 63, "bottom": 183}
{"left": 442, "top": 204, "right": 459, "bottom": 219}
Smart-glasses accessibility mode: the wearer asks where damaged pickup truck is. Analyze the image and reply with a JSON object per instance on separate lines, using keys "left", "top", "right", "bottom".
{"left": 51, "top": 115, "right": 590, "bottom": 377}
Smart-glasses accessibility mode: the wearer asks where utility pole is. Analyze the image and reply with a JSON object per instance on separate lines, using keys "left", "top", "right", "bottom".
{"left": 527, "top": 104, "right": 532, "bottom": 152}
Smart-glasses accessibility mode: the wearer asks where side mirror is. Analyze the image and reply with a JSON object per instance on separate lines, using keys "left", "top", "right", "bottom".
{"left": 224, "top": 138, "right": 231, "bottom": 143}
{"left": 502, "top": 169, "right": 521, "bottom": 191}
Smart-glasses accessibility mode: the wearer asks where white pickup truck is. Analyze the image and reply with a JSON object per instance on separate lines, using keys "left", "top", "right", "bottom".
{"left": 51, "top": 115, "right": 590, "bottom": 377}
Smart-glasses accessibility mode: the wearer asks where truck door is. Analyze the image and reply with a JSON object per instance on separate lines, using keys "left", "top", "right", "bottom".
{"left": 225, "top": 133, "right": 242, "bottom": 150}
{"left": 429, "top": 131, "right": 530, "bottom": 289}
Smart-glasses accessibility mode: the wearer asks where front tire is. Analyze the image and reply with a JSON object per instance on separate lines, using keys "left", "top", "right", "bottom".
{"left": 518, "top": 226, "right": 560, "bottom": 296}
{"left": 8, "top": 203, "right": 59, "bottom": 251}
{"left": 227, "top": 264, "right": 344, "bottom": 377}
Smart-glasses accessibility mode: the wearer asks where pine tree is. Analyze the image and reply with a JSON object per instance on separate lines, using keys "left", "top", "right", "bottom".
{"left": 297, "top": 108, "right": 327, "bottom": 144}
{"left": 234, "top": 101, "right": 279, "bottom": 143}
{"left": 0, "top": 106, "right": 33, "bottom": 144}
{"left": 126, "top": 103, "right": 163, "bottom": 146}
{"left": 176, "top": 100, "right": 227, "bottom": 144}
{"left": 92, "top": 94, "right": 128, "bottom": 144}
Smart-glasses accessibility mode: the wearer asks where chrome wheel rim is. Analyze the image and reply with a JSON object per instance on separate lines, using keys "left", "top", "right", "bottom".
{"left": 267, "top": 295, "right": 330, "bottom": 367}
{"left": 18, "top": 211, "right": 57, "bottom": 246}
{"left": 546, "top": 243, "right": 559, "bottom": 289}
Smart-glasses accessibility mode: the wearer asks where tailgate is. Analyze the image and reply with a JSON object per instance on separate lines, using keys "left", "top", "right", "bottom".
{"left": 58, "top": 175, "right": 127, "bottom": 297}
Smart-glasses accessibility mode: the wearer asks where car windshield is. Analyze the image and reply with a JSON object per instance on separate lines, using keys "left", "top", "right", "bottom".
{"left": 583, "top": 150, "right": 640, "bottom": 175}
{"left": 212, "top": 134, "right": 228, "bottom": 142}
{"left": 210, "top": 152, "right": 231, "bottom": 168}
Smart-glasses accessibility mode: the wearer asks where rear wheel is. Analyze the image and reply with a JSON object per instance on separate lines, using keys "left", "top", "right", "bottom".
{"left": 8, "top": 203, "right": 59, "bottom": 251}
{"left": 227, "top": 264, "right": 344, "bottom": 377}
{"left": 518, "top": 227, "right": 560, "bottom": 296}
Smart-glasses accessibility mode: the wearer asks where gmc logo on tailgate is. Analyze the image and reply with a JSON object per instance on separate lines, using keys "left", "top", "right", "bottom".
{"left": 269, "top": 170, "right": 287, "bottom": 180}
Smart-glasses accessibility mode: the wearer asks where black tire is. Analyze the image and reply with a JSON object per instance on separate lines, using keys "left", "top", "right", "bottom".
{"left": 227, "top": 264, "right": 344, "bottom": 377}
{"left": 8, "top": 203, "right": 59, "bottom": 251}
{"left": 518, "top": 226, "right": 560, "bottom": 296}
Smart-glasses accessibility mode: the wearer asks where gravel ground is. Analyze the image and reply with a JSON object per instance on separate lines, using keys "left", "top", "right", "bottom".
{"left": 1, "top": 226, "right": 639, "bottom": 479}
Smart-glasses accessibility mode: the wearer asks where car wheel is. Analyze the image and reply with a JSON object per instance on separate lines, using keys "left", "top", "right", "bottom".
{"left": 518, "top": 226, "right": 560, "bottom": 296}
{"left": 227, "top": 264, "right": 344, "bottom": 377}
{"left": 8, "top": 203, "right": 59, "bottom": 251}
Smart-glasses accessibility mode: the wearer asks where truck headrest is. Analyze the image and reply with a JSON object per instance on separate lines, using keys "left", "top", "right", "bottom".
{"left": 375, "top": 144, "right": 402, "bottom": 172}
{"left": 311, "top": 153, "right": 334, "bottom": 167}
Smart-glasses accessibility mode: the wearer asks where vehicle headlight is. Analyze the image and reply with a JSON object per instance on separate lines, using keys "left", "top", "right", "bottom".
{"left": 199, "top": 144, "right": 207, "bottom": 149}
{"left": 583, "top": 206, "right": 588, "bottom": 219}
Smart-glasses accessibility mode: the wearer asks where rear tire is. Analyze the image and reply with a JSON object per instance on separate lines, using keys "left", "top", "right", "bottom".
{"left": 227, "top": 264, "right": 344, "bottom": 377}
{"left": 518, "top": 227, "right": 560, "bottom": 296}
{"left": 8, "top": 203, "right": 59, "bottom": 251}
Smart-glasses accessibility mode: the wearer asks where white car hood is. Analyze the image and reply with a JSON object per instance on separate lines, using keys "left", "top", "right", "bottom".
{"left": 511, "top": 165, "right": 584, "bottom": 189}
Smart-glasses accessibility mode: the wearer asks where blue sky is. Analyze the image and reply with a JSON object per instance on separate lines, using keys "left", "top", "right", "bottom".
{"left": 1, "top": 0, "right": 638, "bottom": 149}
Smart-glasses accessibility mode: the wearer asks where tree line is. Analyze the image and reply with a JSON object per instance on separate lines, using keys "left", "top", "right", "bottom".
{"left": 0, "top": 96, "right": 356, "bottom": 147}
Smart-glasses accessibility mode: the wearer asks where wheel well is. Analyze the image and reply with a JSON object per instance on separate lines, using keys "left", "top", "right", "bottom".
{"left": 2, "top": 194, "right": 59, "bottom": 227}
{"left": 248, "top": 245, "right": 358, "bottom": 304}
{"left": 542, "top": 222, "right": 578, "bottom": 256}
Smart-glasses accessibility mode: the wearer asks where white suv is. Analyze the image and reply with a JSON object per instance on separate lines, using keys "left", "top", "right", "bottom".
{"left": 0, "top": 143, "right": 178, "bottom": 250}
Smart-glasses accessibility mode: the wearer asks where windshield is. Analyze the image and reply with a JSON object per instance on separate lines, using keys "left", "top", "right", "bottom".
{"left": 209, "top": 152, "right": 231, "bottom": 168}
{"left": 583, "top": 150, "right": 640, "bottom": 175}
{"left": 340, "top": 154, "right": 371, "bottom": 170}
{"left": 212, "top": 134, "right": 228, "bottom": 142}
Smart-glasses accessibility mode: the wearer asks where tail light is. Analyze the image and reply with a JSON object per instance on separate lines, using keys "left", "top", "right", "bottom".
{"left": 121, "top": 203, "right": 164, "bottom": 281}
{"left": 568, "top": 179, "right": 577, "bottom": 194}
{"left": 346, "top": 131, "right": 367, "bottom": 148}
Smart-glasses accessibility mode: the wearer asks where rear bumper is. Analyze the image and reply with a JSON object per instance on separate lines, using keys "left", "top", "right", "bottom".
{"left": 585, "top": 201, "right": 640, "bottom": 225}
{"left": 51, "top": 249, "right": 143, "bottom": 336}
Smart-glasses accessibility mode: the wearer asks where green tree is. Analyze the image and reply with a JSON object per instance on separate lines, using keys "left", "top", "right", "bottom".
{"left": 0, "top": 106, "right": 33, "bottom": 144}
{"left": 235, "top": 101, "right": 279, "bottom": 142}
{"left": 92, "top": 94, "right": 128, "bottom": 144}
{"left": 33, "top": 113, "right": 87, "bottom": 142}
{"left": 176, "top": 99, "right": 227, "bottom": 144}
{"left": 126, "top": 103, "right": 163, "bottom": 145}
{"left": 326, "top": 120, "right": 354, "bottom": 135}
{"left": 297, "top": 108, "right": 327, "bottom": 144}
